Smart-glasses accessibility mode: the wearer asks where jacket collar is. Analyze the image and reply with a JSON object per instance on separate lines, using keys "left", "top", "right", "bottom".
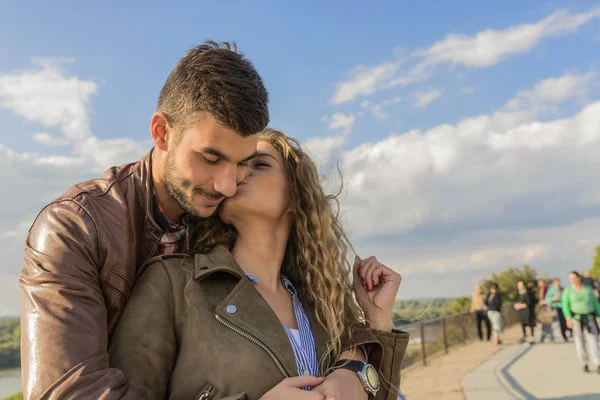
{"left": 194, "top": 245, "right": 330, "bottom": 376}
{"left": 193, "top": 245, "right": 245, "bottom": 281}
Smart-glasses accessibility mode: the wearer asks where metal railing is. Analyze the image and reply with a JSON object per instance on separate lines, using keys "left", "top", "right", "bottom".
{"left": 398, "top": 303, "right": 519, "bottom": 368}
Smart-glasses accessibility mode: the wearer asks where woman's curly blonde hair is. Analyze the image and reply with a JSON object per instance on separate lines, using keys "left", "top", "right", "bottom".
{"left": 193, "top": 127, "right": 364, "bottom": 372}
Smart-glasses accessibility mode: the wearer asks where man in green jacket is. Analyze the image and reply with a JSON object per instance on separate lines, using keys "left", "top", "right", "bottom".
{"left": 563, "top": 271, "right": 600, "bottom": 374}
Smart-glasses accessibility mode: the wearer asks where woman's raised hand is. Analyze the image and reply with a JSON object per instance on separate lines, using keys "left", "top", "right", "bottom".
{"left": 353, "top": 255, "right": 402, "bottom": 331}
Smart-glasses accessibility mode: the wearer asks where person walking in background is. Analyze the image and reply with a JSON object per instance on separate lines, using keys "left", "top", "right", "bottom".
{"left": 537, "top": 302, "right": 555, "bottom": 343}
{"left": 471, "top": 285, "right": 491, "bottom": 341}
{"left": 515, "top": 281, "right": 536, "bottom": 344}
{"left": 582, "top": 269, "right": 600, "bottom": 300}
{"left": 485, "top": 283, "right": 503, "bottom": 345}
{"left": 563, "top": 271, "right": 600, "bottom": 374}
{"left": 546, "top": 278, "right": 571, "bottom": 342}
{"left": 538, "top": 279, "right": 549, "bottom": 305}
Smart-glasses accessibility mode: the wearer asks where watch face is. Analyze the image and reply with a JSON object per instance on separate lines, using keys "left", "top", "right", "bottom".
{"left": 365, "top": 365, "right": 380, "bottom": 391}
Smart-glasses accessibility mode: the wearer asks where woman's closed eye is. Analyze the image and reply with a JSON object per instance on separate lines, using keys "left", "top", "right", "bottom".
{"left": 250, "top": 159, "right": 271, "bottom": 169}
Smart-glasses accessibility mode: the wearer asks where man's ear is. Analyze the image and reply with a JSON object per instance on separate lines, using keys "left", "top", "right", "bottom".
{"left": 150, "top": 112, "right": 171, "bottom": 151}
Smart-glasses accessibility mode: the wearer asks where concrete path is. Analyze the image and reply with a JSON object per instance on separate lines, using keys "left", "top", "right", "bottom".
{"left": 463, "top": 329, "right": 600, "bottom": 400}
{"left": 401, "top": 324, "right": 524, "bottom": 400}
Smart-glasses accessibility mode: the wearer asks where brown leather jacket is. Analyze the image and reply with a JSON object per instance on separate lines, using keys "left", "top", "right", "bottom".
{"left": 109, "top": 245, "right": 409, "bottom": 400}
{"left": 19, "top": 150, "right": 388, "bottom": 399}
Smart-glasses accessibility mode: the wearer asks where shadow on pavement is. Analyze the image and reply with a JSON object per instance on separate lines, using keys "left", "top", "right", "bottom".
{"left": 498, "top": 342, "right": 599, "bottom": 400}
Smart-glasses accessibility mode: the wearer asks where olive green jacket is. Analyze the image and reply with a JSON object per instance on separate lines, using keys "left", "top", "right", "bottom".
{"left": 109, "top": 245, "right": 409, "bottom": 400}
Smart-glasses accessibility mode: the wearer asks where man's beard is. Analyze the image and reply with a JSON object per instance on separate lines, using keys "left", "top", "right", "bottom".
{"left": 163, "top": 150, "right": 210, "bottom": 219}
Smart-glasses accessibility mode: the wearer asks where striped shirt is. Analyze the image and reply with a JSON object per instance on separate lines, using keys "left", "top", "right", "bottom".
{"left": 244, "top": 272, "right": 320, "bottom": 381}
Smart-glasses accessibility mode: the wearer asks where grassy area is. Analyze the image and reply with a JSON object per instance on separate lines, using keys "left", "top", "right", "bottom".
{"left": 2, "top": 392, "right": 23, "bottom": 400}
{"left": 0, "top": 318, "right": 20, "bottom": 370}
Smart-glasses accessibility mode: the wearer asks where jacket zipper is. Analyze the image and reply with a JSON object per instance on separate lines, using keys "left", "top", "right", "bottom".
{"left": 215, "top": 314, "right": 290, "bottom": 378}
{"left": 197, "top": 385, "right": 215, "bottom": 400}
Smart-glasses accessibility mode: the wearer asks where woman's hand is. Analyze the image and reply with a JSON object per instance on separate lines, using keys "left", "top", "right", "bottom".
{"left": 353, "top": 255, "right": 402, "bottom": 331}
{"left": 260, "top": 376, "right": 325, "bottom": 400}
{"left": 566, "top": 318, "right": 574, "bottom": 329}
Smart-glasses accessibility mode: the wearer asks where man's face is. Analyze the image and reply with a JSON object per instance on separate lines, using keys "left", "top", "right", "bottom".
{"left": 553, "top": 279, "right": 560, "bottom": 287}
{"left": 163, "top": 113, "right": 258, "bottom": 218}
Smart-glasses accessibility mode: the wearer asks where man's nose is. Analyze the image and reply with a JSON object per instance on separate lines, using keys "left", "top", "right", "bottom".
{"left": 214, "top": 166, "right": 238, "bottom": 198}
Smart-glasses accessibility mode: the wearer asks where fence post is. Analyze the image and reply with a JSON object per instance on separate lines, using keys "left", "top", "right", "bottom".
{"left": 419, "top": 323, "right": 427, "bottom": 366}
{"left": 461, "top": 315, "right": 466, "bottom": 344}
{"left": 442, "top": 318, "right": 448, "bottom": 354}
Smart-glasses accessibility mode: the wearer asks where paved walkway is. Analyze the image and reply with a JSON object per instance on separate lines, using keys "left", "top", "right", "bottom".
{"left": 463, "top": 328, "right": 600, "bottom": 400}
{"left": 401, "top": 324, "right": 524, "bottom": 400}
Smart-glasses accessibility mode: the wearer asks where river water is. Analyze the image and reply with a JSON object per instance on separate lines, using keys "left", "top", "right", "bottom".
{"left": 0, "top": 368, "right": 21, "bottom": 398}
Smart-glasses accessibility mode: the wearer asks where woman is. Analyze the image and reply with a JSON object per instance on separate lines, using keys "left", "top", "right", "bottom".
{"left": 470, "top": 285, "right": 491, "bottom": 341}
{"left": 485, "top": 283, "right": 503, "bottom": 345}
{"left": 538, "top": 279, "right": 548, "bottom": 305}
{"left": 514, "top": 281, "right": 536, "bottom": 344}
{"left": 563, "top": 271, "right": 600, "bottom": 374}
{"left": 109, "top": 129, "right": 408, "bottom": 399}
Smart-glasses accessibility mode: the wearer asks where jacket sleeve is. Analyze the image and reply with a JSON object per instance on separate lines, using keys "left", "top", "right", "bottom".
{"left": 372, "top": 329, "right": 409, "bottom": 400}
{"left": 19, "top": 200, "right": 151, "bottom": 400}
{"left": 562, "top": 288, "right": 572, "bottom": 319}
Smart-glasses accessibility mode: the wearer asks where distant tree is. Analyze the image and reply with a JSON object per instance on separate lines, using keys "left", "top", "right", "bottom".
{"left": 447, "top": 296, "right": 471, "bottom": 314}
{"left": 591, "top": 245, "right": 600, "bottom": 278}
{"left": 481, "top": 265, "right": 538, "bottom": 302}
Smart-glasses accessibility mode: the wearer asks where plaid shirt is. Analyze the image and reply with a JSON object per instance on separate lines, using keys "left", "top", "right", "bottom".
{"left": 153, "top": 191, "right": 190, "bottom": 255}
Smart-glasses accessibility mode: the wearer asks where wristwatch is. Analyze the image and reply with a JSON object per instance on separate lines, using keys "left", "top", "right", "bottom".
{"left": 331, "top": 359, "right": 380, "bottom": 398}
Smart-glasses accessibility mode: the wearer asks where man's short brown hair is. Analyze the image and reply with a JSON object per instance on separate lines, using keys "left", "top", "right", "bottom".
{"left": 158, "top": 40, "right": 269, "bottom": 136}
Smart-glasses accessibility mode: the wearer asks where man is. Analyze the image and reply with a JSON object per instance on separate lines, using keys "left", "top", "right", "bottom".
{"left": 20, "top": 41, "right": 385, "bottom": 399}
{"left": 582, "top": 269, "right": 600, "bottom": 299}
{"left": 545, "top": 278, "right": 571, "bottom": 342}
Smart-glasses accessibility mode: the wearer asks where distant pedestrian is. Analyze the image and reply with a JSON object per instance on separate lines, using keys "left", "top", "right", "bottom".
{"left": 537, "top": 303, "right": 555, "bottom": 343}
{"left": 563, "top": 271, "right": 600, "bottom": 374}
{"left": 471, "top": 285, "right": 491, "bottom": 341}
{"left": 582, "top": 269, "right": 600, "bottom": 300}
{"left": 515, "top": 281, "right": 536, "bottom": 344}
{"left": 485, "top": 282, "right": 503, "bottom": 345}
{"left": 538, "top": 279, "right": 548, "bottom": 304}
{"left": 545, "top": 278, "right": 571, "bottom": 341}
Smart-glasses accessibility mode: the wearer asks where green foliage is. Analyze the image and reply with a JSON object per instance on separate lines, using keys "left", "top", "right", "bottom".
{"left": 2, "top": 392, "right": 23, "bottom": 400}
{"left": 392, "top": 298, "right": 456, "bottom": 322}
{"left": 481, "top": 265, "right": 538, "bottom": 302}
{"left": 0, "top": 318, "right": 20, "bottom": 370}
{"left": 591, "top": 245, "right": 600, "bottom": 279}
{"left": 447, "top": 296, "right": 471, "bottom": 314}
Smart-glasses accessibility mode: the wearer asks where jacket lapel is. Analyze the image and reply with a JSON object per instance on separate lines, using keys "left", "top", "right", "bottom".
{"left": 195, "top": 246, "right": 299, "bottom": 377}
{"left": 215, "top": 278, "right": 299, "bottom": 377}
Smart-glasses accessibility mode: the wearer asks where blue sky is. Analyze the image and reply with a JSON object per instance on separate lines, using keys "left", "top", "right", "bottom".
{"left": 1, "top": 1, "right": 600, "bottom": 315}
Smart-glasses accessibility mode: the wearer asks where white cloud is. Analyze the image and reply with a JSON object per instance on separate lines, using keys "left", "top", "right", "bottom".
{"left": 417, "top": 9, "right": 600, "bottom": 68}
{"left": 330, "top": 62, "right": 399, "bottom": 105}
{"left": 369, "top": 96, "right": 403, "bottom": 120}
{"left": 337, "top": 73, "right": 600, "bottom": 242}
{"left": 327, "top": 112, "right": 356, "bottom": 135}
{"left": 304, "top": 135, "right": 346, "bottom": 169}
{"left": 33, "top": 132, "right": 69, "bottom": 147}
{"left": 414, "top": 89, "right": 443, "bottom": 108}
{"left": 330, "top": 7, "right": 600, "bottom": 104}
{"left": 0, "top": 59, "right": 146, "bottom": 169}
{"left": 0, "top": 58, "right": 97, "bottom": 140}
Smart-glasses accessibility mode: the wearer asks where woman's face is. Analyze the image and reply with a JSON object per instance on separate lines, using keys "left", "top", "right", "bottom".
{"left": 569, "top": 273, "right": 580, "bottom": 286}
{"left": 219, "top": 140, "right": 291, "bottom": 226}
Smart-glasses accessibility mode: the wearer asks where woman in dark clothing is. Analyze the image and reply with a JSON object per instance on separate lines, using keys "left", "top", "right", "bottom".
{"left": 515, "top": 281, "right": 536, "bottom": 344}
